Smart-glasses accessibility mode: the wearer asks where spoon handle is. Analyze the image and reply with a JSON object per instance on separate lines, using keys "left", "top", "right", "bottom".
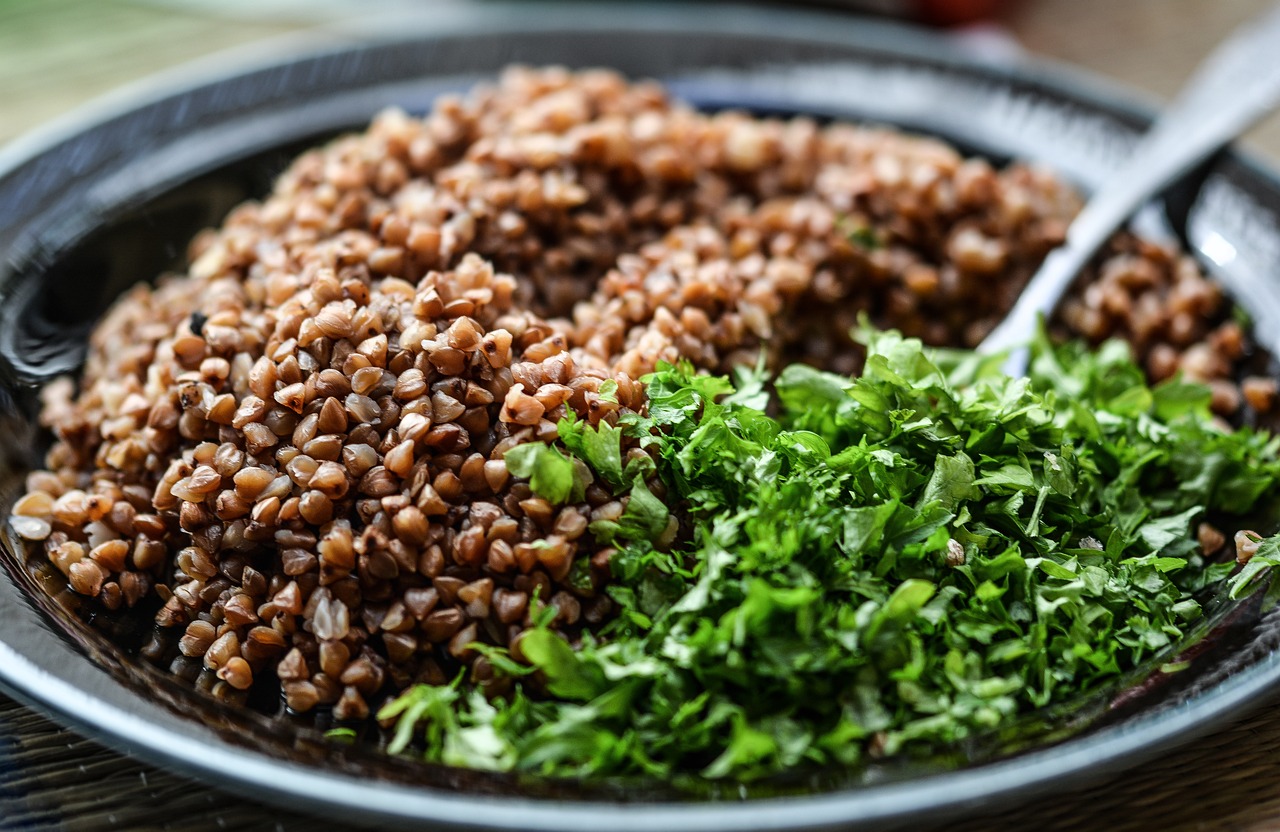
{"left": 981, "top": 3, "right": 1280, "bottom": 374}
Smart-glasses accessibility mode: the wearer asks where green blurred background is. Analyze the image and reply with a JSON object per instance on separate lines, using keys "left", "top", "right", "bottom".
{"left": 2, "top": 0, "right": 1279, "bottom": 157}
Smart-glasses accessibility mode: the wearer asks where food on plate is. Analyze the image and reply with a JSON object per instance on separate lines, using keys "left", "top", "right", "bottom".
{"left": 9, "top": 67, "right": 1280, "bottom": 782}
{"left": 381, "top": 329, "right": 1280, "bottom": 778}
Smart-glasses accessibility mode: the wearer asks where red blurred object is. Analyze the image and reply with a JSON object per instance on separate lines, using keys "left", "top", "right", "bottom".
{"left": 807, "top": 0, "right": 1015, "bottom": 26}
{"left": 915, "top": 0, "right": 1010, "bottom": 25}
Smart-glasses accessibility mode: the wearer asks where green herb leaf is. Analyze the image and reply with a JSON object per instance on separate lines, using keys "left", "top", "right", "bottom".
{"left": 520, "top": 629, "right": 605, "bottom": 701}
{"left": 503, "top": 442, "right": 583, "bottom": 504}
{"left": 380, "top": 328, "right": 1280, "bottom": 784}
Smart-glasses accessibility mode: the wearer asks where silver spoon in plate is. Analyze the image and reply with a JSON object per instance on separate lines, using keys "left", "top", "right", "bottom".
{"left": 980, "top": 3, "right": 1280, "bottom": 376}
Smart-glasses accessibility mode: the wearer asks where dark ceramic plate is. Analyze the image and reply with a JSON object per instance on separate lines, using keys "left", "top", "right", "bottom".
{"left": 5, "top": 4, "right": 1280, "bottom": 830}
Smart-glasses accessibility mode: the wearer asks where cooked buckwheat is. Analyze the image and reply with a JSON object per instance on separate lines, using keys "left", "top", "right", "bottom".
{"left": 14, "top": 67, "right": 1269, "bottom": 720}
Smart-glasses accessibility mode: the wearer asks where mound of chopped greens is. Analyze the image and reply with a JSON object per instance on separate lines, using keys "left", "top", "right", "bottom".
{"left": 377, "top": 329, "right": 1280, "bottom": 783}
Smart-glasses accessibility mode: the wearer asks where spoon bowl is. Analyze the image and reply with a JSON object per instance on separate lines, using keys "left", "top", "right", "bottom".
{"left": 981, "top": 3, "right": 1280, "bottom": 376}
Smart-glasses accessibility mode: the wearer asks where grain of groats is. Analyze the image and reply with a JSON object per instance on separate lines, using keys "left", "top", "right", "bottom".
{"left": 10, "top": 67, "right": 1274, "bottom": 723}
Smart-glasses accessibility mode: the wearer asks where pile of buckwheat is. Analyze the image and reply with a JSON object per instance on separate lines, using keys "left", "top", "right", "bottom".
{"left": 8, "top": 67, "right": 1274, "bottom": 722}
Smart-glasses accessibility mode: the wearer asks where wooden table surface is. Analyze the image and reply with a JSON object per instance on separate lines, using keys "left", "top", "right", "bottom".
{"left": 4, "top": 1, "right": 1280, "bottom": 830}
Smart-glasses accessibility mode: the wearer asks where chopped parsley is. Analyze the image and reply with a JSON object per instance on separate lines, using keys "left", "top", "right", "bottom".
{"left": 837, "top": 214, "right": 883, "bottom": 250}
{"left": 378, "top": 329, "right": 1280, "bottom": 782}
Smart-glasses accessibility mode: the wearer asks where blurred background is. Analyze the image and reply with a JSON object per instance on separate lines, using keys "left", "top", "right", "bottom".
{"left": 2, "top": 0, "right": 1280, "bottom": 159}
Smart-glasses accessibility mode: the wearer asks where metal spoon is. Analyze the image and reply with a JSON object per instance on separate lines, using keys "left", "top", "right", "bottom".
{"left": 980, "top": 4, "right": 1280, "bottom": 376}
